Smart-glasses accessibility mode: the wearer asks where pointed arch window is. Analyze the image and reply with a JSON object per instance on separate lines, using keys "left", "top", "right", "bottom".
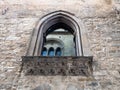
{"left": 22, "top": 11, "right": 93, "bottom": 76}
{"left": 26, "top": 11, "right": 90, "bottom": 56}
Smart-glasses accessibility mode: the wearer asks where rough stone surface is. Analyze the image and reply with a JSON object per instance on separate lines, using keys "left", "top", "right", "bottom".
{"left": 22, "top": 56, "right": 93, "bottom": 76}
{"left": 33, "top": 84, "right": 51, "bottom": 90}
{"left": 0, "top": 0, "right": 120, "bottom": 90}
{"left": 67, "top": 85, "right": 78, "bottom": 90}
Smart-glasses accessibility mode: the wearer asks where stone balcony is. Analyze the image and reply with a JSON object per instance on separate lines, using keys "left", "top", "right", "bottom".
{"left": 22, "top": 56, "right": 93, "bottom": 76}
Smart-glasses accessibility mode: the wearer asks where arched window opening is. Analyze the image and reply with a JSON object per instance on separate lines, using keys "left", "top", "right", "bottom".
{"left": 26, "top": 11, "right": 92, "bottom": 56}
{"left": 42, "top": 24, "right": 75, "bottom": 56}
{"left": 48, "top": 47, "right": 54, "bottom": 56}
{"left": 23, "top": 11, "right": 93, "bottom": 76}
{"left": 43, "top": 39, "right": 63, "bottom": 56}
{"left": 55, "top": 47, "right": 62, "bottom": 56}
{"left": 41, "top": 47, "right": 47, "bottom": 56}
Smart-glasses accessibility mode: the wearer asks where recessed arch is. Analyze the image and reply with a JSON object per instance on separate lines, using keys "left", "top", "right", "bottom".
{"left": 48, "top": 47, "right": 54, "bottom": 56}
{"left": 41, "top": 47, "right": 47, "bottom": 56}
{"left": 46, "top": 22, "right": 74, "bottom": 35}
{"left": 55, "top": 47, "right": 62, "bottom": 56}
{"left": 26, "top": 10, "right": 91, "bottom": 56}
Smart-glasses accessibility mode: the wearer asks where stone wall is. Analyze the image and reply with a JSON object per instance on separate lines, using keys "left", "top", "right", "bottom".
{"left": 0, "top": 0, "right": 120, "bottom": 90}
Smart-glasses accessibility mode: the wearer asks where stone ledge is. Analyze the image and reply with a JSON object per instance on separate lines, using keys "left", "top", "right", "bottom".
{"left": 22, "top": 56, "right": 93, "bottom": 76}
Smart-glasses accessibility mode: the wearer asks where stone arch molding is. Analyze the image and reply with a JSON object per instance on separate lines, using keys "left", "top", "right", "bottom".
{"left": 26, "top": 10, "right": 92, "bottom": 56}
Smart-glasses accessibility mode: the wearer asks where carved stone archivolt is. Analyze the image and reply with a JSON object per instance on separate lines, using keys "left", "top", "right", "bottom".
{"left": 22, "top": 56, "right": 93, "bottom": 76}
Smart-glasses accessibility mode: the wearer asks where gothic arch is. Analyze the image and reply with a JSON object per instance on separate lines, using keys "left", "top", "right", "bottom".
{"left": 26, "top": 10, "right": 91, "bottom": 56}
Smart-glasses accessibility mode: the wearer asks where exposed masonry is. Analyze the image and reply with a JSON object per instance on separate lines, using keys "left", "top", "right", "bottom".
{"left": 22, "top": 56, "right": 93, "bottom": 76}
{"left": 22, "top": 10, "right": 93, "bottom": 77}
{"left": 0, "top": 0, "right": 120, "bottom": 90}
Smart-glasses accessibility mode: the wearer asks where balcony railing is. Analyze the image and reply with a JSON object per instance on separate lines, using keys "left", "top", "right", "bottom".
{"left": 22, "top": 56, "right": 93, "bottom": 76}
